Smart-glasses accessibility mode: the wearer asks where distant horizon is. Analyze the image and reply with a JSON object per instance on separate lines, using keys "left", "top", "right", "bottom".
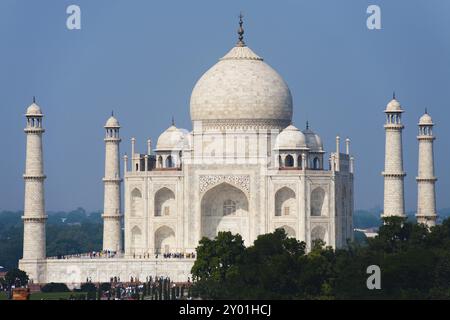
{"left": 3, "top": 206, "right": 450, "bottom": 214}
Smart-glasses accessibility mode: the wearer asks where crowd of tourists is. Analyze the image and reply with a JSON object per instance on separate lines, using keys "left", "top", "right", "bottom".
{"left": 49, "top": 250, "right": 196, "bottom": 260}
{"left": 50, "top": 250, "right": 119, "bottom": 260}
{"left": 131, "top": 252, "right": 196, "bottom": 259}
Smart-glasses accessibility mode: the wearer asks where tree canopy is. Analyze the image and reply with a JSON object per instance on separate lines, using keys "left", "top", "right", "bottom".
{"left": 191, "top": 218, "right": 450, "bottom": 299}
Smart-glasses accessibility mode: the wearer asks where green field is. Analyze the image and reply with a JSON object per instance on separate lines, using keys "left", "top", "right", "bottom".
{"left": 29, "top": 292, "right": 87, "bottom": 300}
{"left": 0, "top": 292, "right": 8, "bottom": 300}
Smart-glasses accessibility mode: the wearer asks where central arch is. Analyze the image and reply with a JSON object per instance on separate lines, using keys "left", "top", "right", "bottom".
{"left": 201, "top": 183, "right": 249, "bottom": 243}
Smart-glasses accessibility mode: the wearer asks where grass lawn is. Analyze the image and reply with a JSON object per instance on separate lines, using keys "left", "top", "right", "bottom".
{"left": 30, "top": 292, "right": 87, "bottom": 300}
{"left": 0, "top": 292, "right": 8, "bottom": 300}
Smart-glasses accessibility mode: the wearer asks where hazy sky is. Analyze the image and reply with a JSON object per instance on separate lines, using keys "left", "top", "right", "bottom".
{"left": 1, "top": 0, "right": 449, "bottom": 212}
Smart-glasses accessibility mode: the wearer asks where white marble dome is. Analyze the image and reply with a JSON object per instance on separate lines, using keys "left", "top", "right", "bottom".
{"left": 303, "top": 127, "right": 323, "bottom": 152}
{"left": 419, "top": 112, "right": 433, "bottom": 125}
{"left": 156, "top": 125, "right": 186, "bottom": 151}
{"left": 105, "top": 116, "right": 120, "bottom": 127}
{"left": 190, "top": 45, "right": 293, "bottom": 127}
{"left": 385, "top": 98, "right": 403, "bottom": 112}
{"left": 26, "top": 103, "right": 42, "bottom": 116}
{"left": 275, "top": 124, "right": 307, "bottom": 150}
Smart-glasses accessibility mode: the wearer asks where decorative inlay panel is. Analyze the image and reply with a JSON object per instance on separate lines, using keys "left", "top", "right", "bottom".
{"left": 199, "top": 175, "right": 250, "bottom": 194}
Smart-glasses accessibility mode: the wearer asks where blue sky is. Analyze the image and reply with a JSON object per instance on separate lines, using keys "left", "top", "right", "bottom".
{"left": 0, "top": 0, "right": 449, "bottom": 211}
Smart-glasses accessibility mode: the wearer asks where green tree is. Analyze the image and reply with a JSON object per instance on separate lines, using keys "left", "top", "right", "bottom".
{"left": 5, "top": 268, "right": 28, "bottom": 287}
{"left": 191, "top": 232, "right": 245, "bottom": 299}
{"left": 230, "top": 229, "right": 306, "bottom": 299}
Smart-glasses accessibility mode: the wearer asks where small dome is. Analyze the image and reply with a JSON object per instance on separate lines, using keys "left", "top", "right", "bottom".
{"left": 26, "top": 102, "right": 42, "bottom": 116}
{"left": 303, "top": 128, "right": 323, "bottom": 152}
{"left": 419, "top": 112, "right": 433, "bottom": 125}
{"left": 105, "top": 116, "right": 120, "bottom": 128}
{"left": 385, "top": 98, "right": 403, "bottom": 112}
{"left": 275, "top": 125, "right": 307, "bottom": 150}
{"left": 156, "top": 125, "right": 186, "bottom": 151}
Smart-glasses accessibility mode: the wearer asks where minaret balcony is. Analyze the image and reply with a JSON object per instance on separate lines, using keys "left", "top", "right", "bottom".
{"left": 104, "top": 137, "right": 122, "bottom": 142}
{"left": 23, "top": 174, "right": 46, "bottom": 180}
{"left": 22, "top": 216, "right": 48, "bottom": 222}
{"left": 102, "top": 177, "right": 123, "bottom": 183}
{"left": 416, "top": 177, "right": 437, "bottom": 182}
{"left": 384, "top": 124, "right": 404, "bottom": 130}
{"left": 24, "top": 127, "right": 45, "bottom": 134}
{"left": 381, "top": 171, "right": 406, "bottom": 177}
{"left": 417, "top": 135, "right": 435, "bottom": 141}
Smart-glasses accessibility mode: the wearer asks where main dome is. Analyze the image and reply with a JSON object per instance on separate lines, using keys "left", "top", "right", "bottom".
{"left": 190, "top": 45, "right": 293, "bottom": 127}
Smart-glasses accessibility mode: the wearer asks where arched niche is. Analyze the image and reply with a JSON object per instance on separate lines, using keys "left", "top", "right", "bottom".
{"left": 154, "top": 226, "right": 175, "bottom": 254}
{"left": 130, "top": 188, "right": 143, "bottom": 217}
{"left": 311, "top": 187, "right": 326, "bottom": 216}
{"left": 201, "top": 183, "right": 249, "bottom": 242}
{"left": 275, "top": 187, "right": 296, "bottom": 217}
{"left": 154, "top": 187, "right": 175, "bottom": 217}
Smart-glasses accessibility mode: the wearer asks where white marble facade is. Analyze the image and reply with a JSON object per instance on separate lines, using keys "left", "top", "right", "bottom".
{"left": 19, "top": 25, "right": 354, "bottom": 284}
{"left": 123, "top": 41, "right": 354, "bottom": 257}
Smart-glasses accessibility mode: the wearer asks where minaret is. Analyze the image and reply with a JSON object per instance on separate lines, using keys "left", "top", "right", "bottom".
{"left": 102, "top": 113, "right": 122, "bottom": 252}
{"left": 382, "top": 94, "right": 406, "bottom": 218}
{"left": 22, "top": 98, "right": 47, "bottom": 260}
{"left": 416, "top": 110, "right": 437, "bottom": 227}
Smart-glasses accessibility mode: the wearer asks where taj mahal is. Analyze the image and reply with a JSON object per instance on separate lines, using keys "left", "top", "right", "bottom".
{"left": 18, "top": 17, "right": 437, "bottom": 285}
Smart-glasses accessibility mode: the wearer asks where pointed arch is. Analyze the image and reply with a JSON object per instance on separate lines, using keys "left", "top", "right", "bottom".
{"left": 313, "top": 157, "right": 320, "bottom": 169}
{"left": 166, "top": 155, "right": 173, "bottom": 168}
{"left": 278, "top": 225, "right": 296, "bottom": 238}
{"left": 131, "top": 225, "right": 142, "bottom": 249}
{"left": 154, "top": 226, "right": 175, "bottom": 254}
{"left": 201, "top": 182, "right": 249, "bottom": 242}
{"left": 275, "top": 187, "right": 296, "bottom": 217}
{"left": 311, "top": 187, "right": 326, "bottom": 216}
{"left": 311, "top": 225, "right": 327, "bottom": 246}
{"left": 154, "top": 187, "right": 175, "bottom": 217}
{"left": 285, "top": 154, "right": 294, "bottom": 167}
{"left": 130, "top": 188, "right": 143, "bottom": 217}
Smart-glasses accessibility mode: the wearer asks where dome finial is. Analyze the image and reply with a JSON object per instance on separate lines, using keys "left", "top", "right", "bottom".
{"left": 393, "top": 91, "right": 396, "bottom": 100}
{"left": 425, "top": 107, "right": 428, "bottom": 114}
{"left": 33, "top": 96, "right": 36, "bottom": 104}
{"left": 111, "top": 110, "right": 114, "bottom": 117}
{"left": 237, "top": 12, "right": 245, "bottom": 47}
{"left": 306, "top": 120, "right": 309, "bottom": 130}
{"left": 172, "top": 116, "right": 175, "bottom": 126}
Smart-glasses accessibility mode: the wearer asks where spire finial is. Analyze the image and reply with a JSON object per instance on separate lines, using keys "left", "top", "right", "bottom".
{"left": 237, "top": 12, "right": 245, "bottom": 47}
{"left": 425, "top": 107, "right": 428, "bottom": 114}
{"left": 172, "top": 116, "right": 175, "bottom": 126}
{"left": 33, "top": 96, "right": 36, "bottom": 104}
{"left": 393, "top": 91, "right": 396, "bottom": 100}
{"left": 306, "top": 120, "right": 309, "bottom": 130}
{"left": 111, "top": 110, "right": 114, "bottom": 117}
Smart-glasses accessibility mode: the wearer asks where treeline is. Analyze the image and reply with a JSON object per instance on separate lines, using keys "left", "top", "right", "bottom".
{"left": 0, "top": 208, "right": 103, "bottom": 270}
{"left": 191, "top": 217, "right": 450, "bottom": 299}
